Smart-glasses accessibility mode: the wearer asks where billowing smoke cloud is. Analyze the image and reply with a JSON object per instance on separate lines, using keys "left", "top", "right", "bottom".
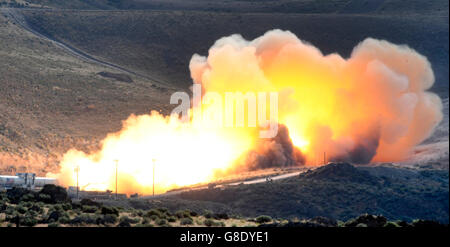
{"left": 228, "top": 125, "right": 305, "bottom": 173}
{"left": 190, "top": 29, "right": 443, "bottom": 164}
{"left": 49, "top": 30, "right": 443, "bottom": 194}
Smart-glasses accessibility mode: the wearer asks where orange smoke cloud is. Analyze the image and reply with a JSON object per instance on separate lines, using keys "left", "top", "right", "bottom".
{"left": 48, "top": 29, "right": 443, "bottom": 195}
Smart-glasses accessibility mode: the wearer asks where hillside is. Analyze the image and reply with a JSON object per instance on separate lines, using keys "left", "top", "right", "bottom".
{"left": 134, "top": 163, "right": 448, "bottom": 223}
{"left": 1, "top": 186, "right": 446, "bottom": 227}
{"left": 0, "top": 0, "right": 448, "bottom": 175}
{"left": 0, "top": 10, "right": 175, "bottom": 174}
{"left": 1, "top": 0, "right": 448, "bottom": 15}
{"left": 19, "top": 8, "right": 449, "bottom": 97}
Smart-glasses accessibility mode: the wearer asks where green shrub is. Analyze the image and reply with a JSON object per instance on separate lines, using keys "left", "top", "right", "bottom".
{"left": 101, "top": 206, "right": 119, "bottom": 216}
{"left": 156, "top": 208, "right": 169, "bottom": 214}
{"left": 48, "top": 222, "right": 60, "bottom": 227}
{"left": 80, "top": 198, "right": 101, "bottom": 207}
{"left": 180, "top": 217, "right": 193, "bottom": 225}
{"left": 149, "top": 215, "right": 159, "bottom": 221}
{"left": 21, "top": 193, "right": 35, "bottom": 202}
{"left": 141, "top": 217, "right": 150, "bottom": 224}
{"left": 0, "top": 200, "right": 7, "bottom": 211}
{"left": 71, "top": 202, "right": 82, "bottom": 209}
{"left": 120, "top": 216, "right": 140, "bottom": 225}
{"left": 384, "top": 222, "right": 400, "bottom": 227}
{"left": 213, "top": 213, "right": 229, "bottom": 220}
{"left": 175, "top": 210, "right": 192, "bottom": 219}
{"left": 204, "top": 219, "right": 220, "bottom": 227}
{"left": 155, "top": 218, "right": 167, "bottom": 226}
{"left": 82, "top": 205, "right": 98, "bottom": 213}
{"left": 20, "top": 216, "right": 37, "bottom": 227}
{"left": 255, "top": 215, "right": 272, "bottom": 224}
{"left": 29, "top": 204, "right": 43, "bottom": 214}
{"left": 37, "top": 193, "right": 51, "bottom": 202}
{"left": 167, "top": 216, "right": 177, "bottom": 223}
{"left": 146, "top": 209, "right": 163, "bottom": 218}
{"left": 58, "top": 216, "right": 71, "bottom": 224}
{"left": 38, "top": 185, "right": 70, "bottom": 204}
{"left": 136, "top": 209, "right": 144, "bottom": 217}
{"left": 101, "top": 214, "right": 118, "bottom": 225}
{"left": 61, "top": 203, "right": 72, "bottom": 211}
{"left": 16, "top": 205, "right": 27, "bottom": 214}
{"left": 6, "top": 187, "right": 32, "bottom": 204}
{"left": 52, "top": 204, "right": 63, "bottom": 212}
{"left": 118, "top": 221, "right": 131, "bottom": 227}
{"left": 70, "top": 214, "right": 96, "bottom": 225}
{"left": 29, "top": 210, "right": 38, "bottom": 217}
{"left": 47, "top": 210, "right": 64, "bottom": 222}
{"left": 4, "top": 205, "right": 15, "bottom": 215}
{"left": 203, "top": 210, "right": 213, "bottom": 219}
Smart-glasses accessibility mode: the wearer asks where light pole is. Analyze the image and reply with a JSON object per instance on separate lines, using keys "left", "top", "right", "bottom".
{"left": 152, "top": 158, "right": 156, "bottom": 197}
{"left": 114, "top": 159, "right": 118, "bottom": 199}
{"left": 75, "top": 165, "right": 79, "bottom": 200}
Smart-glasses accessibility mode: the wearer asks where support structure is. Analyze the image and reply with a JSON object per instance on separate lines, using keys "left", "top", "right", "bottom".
{"left": 75, "top": 166, "right": 79, "bottom": 200}
{"left": 114, "top": 159, "right": 118, "bottom": 199}
{"left": 152, "top": 158, "right": 156, "bottom": 197}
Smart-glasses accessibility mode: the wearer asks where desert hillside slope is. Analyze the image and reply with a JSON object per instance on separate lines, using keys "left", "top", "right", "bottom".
{"left": 0, "top": 0, "right": 448, "bottom": 173}
{"left": 0, "top": 10, "right": 174, "bottom": 173}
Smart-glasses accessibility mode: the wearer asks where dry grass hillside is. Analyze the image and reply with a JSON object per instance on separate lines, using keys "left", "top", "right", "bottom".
{"left": 0, "top": 0, "right": 448, "bottom": 174}
{"left": 0, "top": 12, "right": 175, "bottom": 174}
{"left": 21, "top": 9, "right": 449, "bottom": 95}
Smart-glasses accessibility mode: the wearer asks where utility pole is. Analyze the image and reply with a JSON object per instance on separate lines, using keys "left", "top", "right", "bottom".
{"left": 114, "top": 159, "right": 118, "bottom": 199}
{"left": 75, "top": 165, "right": 79, "bottom": 200}
{"left": 323, "top": 152, "right": 326, "bottom": 165}
{"left": 152, "top": 158, "right": 156, "bottom": 197}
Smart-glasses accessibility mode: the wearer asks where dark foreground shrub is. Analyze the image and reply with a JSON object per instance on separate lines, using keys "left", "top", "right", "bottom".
{"left": 100, "top": 214, "right": 118, "bottom": 225}
{"left": 255, "top": 215, "right": 272, "bottom": 224}
{"left": 214, "top": 213, "right": 229, "bottom": 220}
{"left": 175, "top": 210, "right": 192, "bottom": 219}
{"left": 146, "top": 209, "right": 163, "bottom": 218}
{"left": 38, "top": 185, "right": 70, "bottom": 204}
{"left": 6, "top": 188, "right": 32, "bottom": 204}
{"left": 101, "top": 206, "right": 119, "bottom": 216}
{"left": 47, "top": 210, "right": 62, "bottom": 223}
{"left": 156, "top": 218, "right": 167, "bottom": 226}
{"left": 29, "top": 204, "right": 43, "bottom": 214}
{"left": 48, "top": 222, "right": 60, "bottom": 227}
{"left": 204, "top": 219, "right": 221, "bottom": 227}
{"left": 120, "top": 216, "right": 140, "bottom": 225}
{"left": 82, "top": 205, "right": 98, "bottom": 213}
{"left": 21, "top": 216, "right": 38, "bottom": 227}
{"left": 180, "top": 217, "right": 194, "bottom": 225}
{"left": 344, "top": 214, "right": 387, "bottom": 227}
{"left": 118, "top": 221, "right": 131, "bottom": 227}
{"left": 203, "top": 210, "right": 213, "bottom": 219}
{"left": 15, "top": 205, "right": 27, "bottom": 214}
{"left": 70, "top": 214, "right": 97, "bottom": 225}
{"left": 80, "top": 198, "right": 101, "bottom": 207}
{"left": 167, "top": 216, "right": 177, "bottom": 222}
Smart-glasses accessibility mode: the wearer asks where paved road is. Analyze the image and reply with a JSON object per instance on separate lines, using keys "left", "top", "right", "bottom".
{"left": 0, "top": 8, "right": 172, "bottom": 87}
{"left": 141, "top": 168, "right": 309, "bottom": 199}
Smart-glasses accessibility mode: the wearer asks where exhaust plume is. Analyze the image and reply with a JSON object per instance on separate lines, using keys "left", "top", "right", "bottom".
{"left": 49, "top": 30, "right": 442, "bottom": 194}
